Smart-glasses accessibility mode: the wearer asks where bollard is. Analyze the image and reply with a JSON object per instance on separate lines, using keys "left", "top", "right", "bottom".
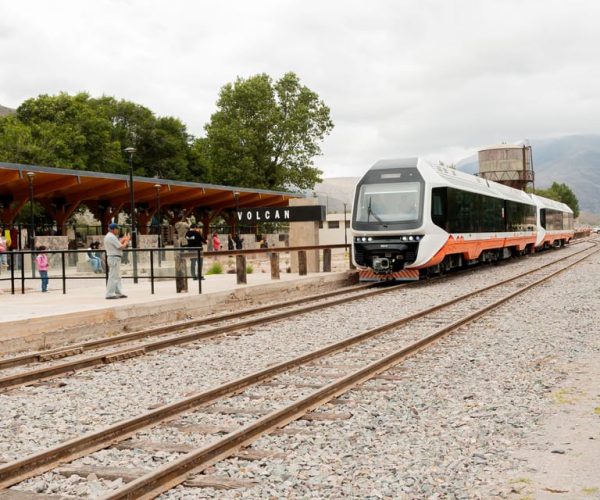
{"left": 236, "top": 254, "right": 247, "bottom": 284}
{"left": 198, "top": 249, "right": 203, "bottom": 294}
{"left": 150, "top": 250, "right": 155, "bottom": 294}
{"left": 175, "top": 248, "right": 188, "bottom": 293}
{"left": 270, "top": 252, "right": 280, "bottom": 280}
{"left": 298, "top": 250, "right": 307, "bottom": 276}
{"left": 323, "top": 248, "right": 331, "bottom": 272}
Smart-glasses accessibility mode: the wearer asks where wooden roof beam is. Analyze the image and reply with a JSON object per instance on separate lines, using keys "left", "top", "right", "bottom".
{"left": 0, "top": 170, "right": 21, "bottom": 187}
{"left": 154, "top": 188, "right": 205, "bottom": 205}
{"left": 210, "top": 193, "right": 266, "bottom": 210}
{"left": 109, "top": 185, "right": 167, "bottom": 206}
{"left": 31, "top": 176, "right": 81, "bottom": 197}
{"left": 66, "top": 180, "right": 125, "bottom": 202}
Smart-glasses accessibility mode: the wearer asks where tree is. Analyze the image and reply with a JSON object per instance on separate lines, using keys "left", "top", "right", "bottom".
{"left": 535, "top": 182, "right": 580, "bottom": 218}
{"left": 0, "top": 92, "right": 192, "bottom": 179}
{"left": 199, "top": 72, "right": 334, "bottom": 191}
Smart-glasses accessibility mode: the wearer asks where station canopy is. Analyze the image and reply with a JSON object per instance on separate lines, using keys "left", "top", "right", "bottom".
{"left": 0, "top": 162, "right": 302, "bottom": 228}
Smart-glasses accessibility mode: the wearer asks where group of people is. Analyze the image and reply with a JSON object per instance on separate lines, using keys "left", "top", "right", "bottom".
{"left": 0, "top": 227, "right": 18, "bottom": 269}
{"left": 184, "top": 224, "right": 206, "bottom": 280}
{"left": 11, "top": 222, "right": 262, "bottom": 298}
{"left": 86, "top": 241, "right": 105, "bottom": 273}
{"left": 228, "top": 233, "right": 244, "bottom": 250}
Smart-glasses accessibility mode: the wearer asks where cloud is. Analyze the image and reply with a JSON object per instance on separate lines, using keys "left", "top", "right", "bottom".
{"left": 1, "top": 0, "right": 599, "bottom": 178}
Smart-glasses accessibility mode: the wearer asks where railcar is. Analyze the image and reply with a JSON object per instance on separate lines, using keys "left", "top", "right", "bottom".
{"left": 351, "top": 158, "right": 574, "bottom": 281}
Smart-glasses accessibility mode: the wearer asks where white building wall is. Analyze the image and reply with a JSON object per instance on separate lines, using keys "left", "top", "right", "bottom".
{"left": 318, "top": 212, "right": 352, "bottom": 253}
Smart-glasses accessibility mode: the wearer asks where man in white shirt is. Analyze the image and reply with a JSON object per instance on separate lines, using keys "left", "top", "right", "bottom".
{"left": 104, "top": 223, "right": 130, "bottom": 299}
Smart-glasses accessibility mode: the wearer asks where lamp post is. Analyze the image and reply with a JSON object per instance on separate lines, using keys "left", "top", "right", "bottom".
{"left": 233, "top": 191, "right": 240, "bottom": 234}
{"left": 26, "top": 172, "right": 35, "bottom": 278}
{"left": 154, "top": 184, "right": 162, "bottom": 266}
{"left": 124, "top": 147, "right": 138, "bottom": 283}
{"left": 26, "top": 172, "right": 35, "bottom": 250}
{"left": 343, "top": 202, "right": 348, "bottom": 247}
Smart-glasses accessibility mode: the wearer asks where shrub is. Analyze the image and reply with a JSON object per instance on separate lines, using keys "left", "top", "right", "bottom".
{"left": 246, "top": 264, "right": 253, "bottom": 274}
{"left": 206, "top": 261, "right": 223, "bottom": 275}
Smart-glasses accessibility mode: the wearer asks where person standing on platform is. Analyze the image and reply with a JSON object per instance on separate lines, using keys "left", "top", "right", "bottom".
{"left": 104, "top": 223, "right": 130, "bottom": 299}
{"left": 35, "top": 246, "right": 49, "bottom": 292}
{"left": 212, "top": 232, "right": 221, "bottom": 251}
{"left": 234, "top": 233, "right": 244, "bottom": 250}
{"left": 185, "top": 224, "right": 206, "bottom": 280}
{"left": 0, "top": 231, "right": 7, "bottom": 269}
{"left": 227, "top": 233, "right": 235, "bottom": 251}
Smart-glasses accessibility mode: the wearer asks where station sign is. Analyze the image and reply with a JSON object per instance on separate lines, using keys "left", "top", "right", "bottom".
{"left": 236, "top": 205, "right": 325, "bottom": 223}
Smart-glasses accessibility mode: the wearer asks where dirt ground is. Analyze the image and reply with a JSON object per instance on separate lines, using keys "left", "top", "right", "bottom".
{"left": 509, "top": 356, "right": 600, "bottom": 499}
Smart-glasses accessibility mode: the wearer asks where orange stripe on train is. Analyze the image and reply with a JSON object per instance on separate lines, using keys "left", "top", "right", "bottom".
{"left": 359, "top": 269, "right": 420, "bottom": 281}
{"left": 418, "top": 234, "right": 537, "bottom": 268}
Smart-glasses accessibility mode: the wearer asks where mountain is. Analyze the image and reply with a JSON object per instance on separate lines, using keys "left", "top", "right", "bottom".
{"left": 457, "top": 134, "right": 600, "bottom": 214}
{"left": 318, "top": 134, "right": 600, "bottom": 217}
{"left": 0, "top": 104, "right": 15, "bottom": 117}
{"left": 312, "top": 177, "right": 359, "bottom": 213}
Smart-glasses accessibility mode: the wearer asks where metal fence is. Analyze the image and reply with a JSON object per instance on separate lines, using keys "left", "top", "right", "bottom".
{"left": 0, "top": 244, "right": 351, "bottom": 296}
{"left": 0, "top": 247, "right": 204, "bottom": 295}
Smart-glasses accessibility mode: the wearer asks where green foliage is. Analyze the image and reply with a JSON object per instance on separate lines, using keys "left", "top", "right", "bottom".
{"left": 13, "top": 201, "right": 51, "bottom": 226}
{"left": 0, "top": 92, "right": 191, "bottom": 179}
{"left": 206, "top": 261, "right": 223, "bottom": 275}
{"left": 0, "top": 74, "right": 334, "bottom": 192}
{"left": 535, "top": 182, "right": 580, "bottom": 218}
{"left": 246, "top": 263, "right": 254, "bottom": 274}
{"left": 199, "top": 72, "right": 334, "bottom": 191}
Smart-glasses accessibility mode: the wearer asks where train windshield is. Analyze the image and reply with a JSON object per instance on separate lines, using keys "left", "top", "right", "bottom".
{"left": 355, "top": 182, "right": 421, "bottom": 223}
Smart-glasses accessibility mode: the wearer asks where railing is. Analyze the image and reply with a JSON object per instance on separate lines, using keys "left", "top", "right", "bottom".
{"left": 0, "top": 244, "right": 352, "bottom": 296}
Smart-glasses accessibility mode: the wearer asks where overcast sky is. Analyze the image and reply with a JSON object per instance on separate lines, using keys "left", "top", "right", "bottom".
{"left": 1, "top": 0, "right": 599, "bottom": 178}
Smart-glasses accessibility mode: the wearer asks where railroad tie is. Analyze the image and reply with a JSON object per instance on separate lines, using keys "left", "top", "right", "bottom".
{"left": 184, "top": 475, "right": 259, "bottom": 490}
{"left": 102, "top": 348, "right": 145, "bottom": 363}
{"left": 38, "top": 347, "right": 84, "bottom": 362}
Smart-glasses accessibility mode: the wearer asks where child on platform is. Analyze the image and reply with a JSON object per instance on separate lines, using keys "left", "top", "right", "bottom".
{"left": 35, "top": 246, "right": 49, "bottom": 292}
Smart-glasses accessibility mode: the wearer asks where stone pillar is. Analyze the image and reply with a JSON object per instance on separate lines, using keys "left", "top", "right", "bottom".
{"left": 270, "top": 252, "right": 280, "bottom": 280}
{"left": 289, "top": 197, "right": 320, "bottom": 273}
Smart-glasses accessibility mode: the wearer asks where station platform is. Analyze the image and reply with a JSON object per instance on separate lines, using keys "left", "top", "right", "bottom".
{"left": 0, "top": 270, "right": 357, "bottom": 354}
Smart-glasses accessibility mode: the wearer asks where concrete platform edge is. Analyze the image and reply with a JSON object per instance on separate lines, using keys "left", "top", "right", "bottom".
{"left": 0, "top": 272, "right": 358, "bottom": 354}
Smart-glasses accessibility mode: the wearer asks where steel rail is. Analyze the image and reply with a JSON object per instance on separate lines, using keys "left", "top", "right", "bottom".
{"left": 102, "top": 245, "right": 599, "bottom": 499}
{"left": 1, "top": 242, "right": 588, "bottom": 372}
{"left": 0, "top": 282, "right": 375, "bottom": 371}
{"left": 0, "top": 245, "right": 595, "bottom": 491}
{"left": 0, "top": 282, "right": 413, "bottom": 390}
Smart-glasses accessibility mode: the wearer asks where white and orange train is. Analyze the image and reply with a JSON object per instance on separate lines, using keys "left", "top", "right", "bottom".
{"left": 351, "top": 158, "right": 574, "bottom": 281}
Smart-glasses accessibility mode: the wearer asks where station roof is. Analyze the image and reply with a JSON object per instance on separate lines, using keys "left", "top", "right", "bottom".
{"left": 0, "top": 162, "right": 302, "bottom": 213}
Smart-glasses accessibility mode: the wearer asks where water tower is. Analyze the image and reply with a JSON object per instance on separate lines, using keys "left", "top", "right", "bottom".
{"left": 477, "top": 144, "right": 534, "bottom": 191}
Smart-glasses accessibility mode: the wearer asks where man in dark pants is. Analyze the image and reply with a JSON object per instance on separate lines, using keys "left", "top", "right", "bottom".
{"left": 185, "top": 224, "right": 207, "bottom": 280}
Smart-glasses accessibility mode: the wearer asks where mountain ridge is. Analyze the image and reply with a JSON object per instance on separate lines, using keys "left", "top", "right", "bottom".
{"left": 317, "top": 134, "right": 600, "bottom": 218}
{"left": 0, "top": 104, "right": 15, "bottom": 117}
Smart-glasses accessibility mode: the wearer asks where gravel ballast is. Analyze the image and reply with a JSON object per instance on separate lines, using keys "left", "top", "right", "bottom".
{"left": 2, "top": 242, "right": 599, "bottom": 498}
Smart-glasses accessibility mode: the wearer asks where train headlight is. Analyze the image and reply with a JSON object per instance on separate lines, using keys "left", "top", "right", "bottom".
{"left": 415, "top": 236, "right": 420, "bottom": 241}
{"left": 408, "top": 236, "right": 414, "bottom": 241}
{"left": 367, "top": 237, "right": 373, "bottom": 242}
{"left": 362, "top": 237, "right": 367, "bottom": 242}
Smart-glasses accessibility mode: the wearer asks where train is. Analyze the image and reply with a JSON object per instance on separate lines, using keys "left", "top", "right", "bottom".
{"left": 351, "top": 157, "right": 574, "bottom": 281}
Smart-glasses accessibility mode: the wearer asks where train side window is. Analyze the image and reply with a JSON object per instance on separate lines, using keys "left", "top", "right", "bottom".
{"left": 431, "top": 188, "right": 447, "bottom": 229}
{"left": 540, "top": 209, "right": 546, "bottom": 229}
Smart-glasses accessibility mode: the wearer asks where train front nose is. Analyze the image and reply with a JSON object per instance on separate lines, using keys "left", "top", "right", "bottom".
{"left": 353, "top": 236, "right": 420, "bottom": 274}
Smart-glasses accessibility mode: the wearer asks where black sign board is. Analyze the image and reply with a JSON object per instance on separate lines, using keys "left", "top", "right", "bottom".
{"left": 236, "top": 205, "right": 325, "bottom": 223}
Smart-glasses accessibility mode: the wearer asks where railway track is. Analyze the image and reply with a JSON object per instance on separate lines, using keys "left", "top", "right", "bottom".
{"left": 0, "top": 242, "right": 596, "bottom": 498}
{"left": 0, "top": 241, "right": 582, "bottom": 393}
{"left": 0, "top": 281, "right": 415, "bottom": 391}
{"left": 0, "top": 243, "right": 591, "bottom": 393}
